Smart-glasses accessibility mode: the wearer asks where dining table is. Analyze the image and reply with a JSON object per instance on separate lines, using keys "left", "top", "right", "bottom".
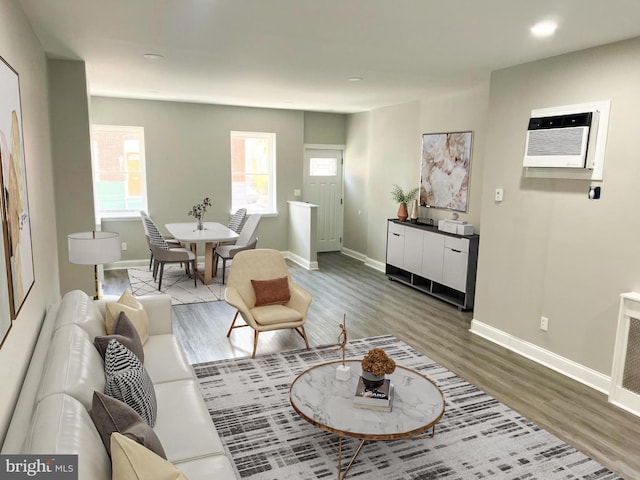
{"left": 165, "top": 222, "right": 239, "bottom": 285}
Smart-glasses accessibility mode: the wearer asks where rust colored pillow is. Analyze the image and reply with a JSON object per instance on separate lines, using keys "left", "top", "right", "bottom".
{"left": 251, "top": 277, "right": 291, "bottom": 306}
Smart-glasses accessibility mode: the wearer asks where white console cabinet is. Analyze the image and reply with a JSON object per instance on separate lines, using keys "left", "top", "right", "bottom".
{"left": 386, "top": 220, "right": 479, "bottom": 310}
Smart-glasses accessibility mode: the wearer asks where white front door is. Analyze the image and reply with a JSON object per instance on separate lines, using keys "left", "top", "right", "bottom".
{"left": 303, "top": 147, "right": 343, "bottom": 252}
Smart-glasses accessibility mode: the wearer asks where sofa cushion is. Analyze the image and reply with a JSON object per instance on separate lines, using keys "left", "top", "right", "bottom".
{"left": 23, "top": 394, "right": 111, "bottom": 480}
{"left": 90, "top": 391, "right": 166, "bottom": 458}
{"left": 104, "top": 339, "right": 157, "bottom": 427}
{"left": 110, "top": 433, "right": 188, "bottom": 480}
{"left": 174, "top": 455, "right": 237, "bottom": 480}
{"left": 106, "top": 290, "right": 150, "bottom": 343}
{"left": 55, "top": 289, "right": 106, "bottom": 339}
{"left": 153, "top": 379, "right": 225, "bottom": 463}
{"left": 143, "top": 334, "right": 194, "bottom": 384}
{"left": 95, "top": 311, "right": 144, "bottom": 363}
{"left": 251, "top": 276, "right": 291, "bottom": 306}
{"left": 37, "top": 324, "right": 105, "bottom": 410}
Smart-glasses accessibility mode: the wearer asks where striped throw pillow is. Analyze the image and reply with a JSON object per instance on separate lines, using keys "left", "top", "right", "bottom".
{"left": 104, "top": 339, "right": 157, "bottom": 427}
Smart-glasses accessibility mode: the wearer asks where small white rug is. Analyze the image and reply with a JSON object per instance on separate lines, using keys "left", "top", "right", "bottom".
{"left": 127, "top": 264, "right": 225, "bottom": 305}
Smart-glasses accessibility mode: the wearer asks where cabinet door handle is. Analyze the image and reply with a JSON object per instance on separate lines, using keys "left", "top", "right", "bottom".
{"left": 392, "top": 233, "right": 400, "bottom": 237}
{"left": 451, "top": 249, "right": 462, "bottom": 253}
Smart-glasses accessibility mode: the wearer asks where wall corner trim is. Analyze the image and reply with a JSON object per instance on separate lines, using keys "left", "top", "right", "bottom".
{"left": 470, "top": 319, "right": 611, "bottom": 394}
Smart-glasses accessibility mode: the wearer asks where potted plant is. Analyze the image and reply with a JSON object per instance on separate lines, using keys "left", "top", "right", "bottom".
{"left": 391, "top": 184, "right": 419, "bottom": 222}
{"left": 188, "top": 196, "right": 212, "bottom": 230}
{"left": 361, "top": 348, "right": 396, "bottom": 388}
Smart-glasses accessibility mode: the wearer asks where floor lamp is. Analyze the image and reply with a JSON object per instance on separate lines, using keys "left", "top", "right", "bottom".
{"left": 68, "top": 231, "right": 121, "bottom": 300}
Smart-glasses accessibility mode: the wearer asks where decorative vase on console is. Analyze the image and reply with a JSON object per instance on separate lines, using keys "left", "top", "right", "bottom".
{"left": 390, "top": 184, "right": 419, "bottom": 223}
{"left": 361, "top": 348, "right": 396, "bottom": 388}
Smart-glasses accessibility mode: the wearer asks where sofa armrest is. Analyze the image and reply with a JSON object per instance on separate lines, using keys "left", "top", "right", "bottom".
{"left": 95, "top": 294, "right": 173, "bottom": 335}
{"left": 137, "top": 295, "right": 173, "bottom": 335}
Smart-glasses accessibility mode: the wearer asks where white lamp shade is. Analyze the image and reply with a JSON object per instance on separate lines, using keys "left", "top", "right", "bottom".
{"left": 68, "top": 231, "right": 121, "bottom": 265}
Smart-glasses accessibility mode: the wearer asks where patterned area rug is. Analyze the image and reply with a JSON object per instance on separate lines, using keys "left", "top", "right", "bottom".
{"left": 127, "top": 264, "right": 224, "bottom": 305}
{"left": 193, "top": 336, "right": 620, "bottom": 480}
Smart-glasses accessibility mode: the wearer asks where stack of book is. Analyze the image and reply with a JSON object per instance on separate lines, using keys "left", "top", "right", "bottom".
{"left": 352, "top": 376, "right": 394, "bottom": 412}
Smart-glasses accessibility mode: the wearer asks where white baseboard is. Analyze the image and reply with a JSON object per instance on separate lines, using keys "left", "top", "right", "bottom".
{"left": 106, "top": 259, "right": 147, "bottom": 270}
{"left": 470, "top": 319, "right": 611, "bottom": 394}
{"left": 341, "top": 248, "right": 385, "bottom": 273}
{"left": 282, "top": 251, "right": 318, "bottom": 270}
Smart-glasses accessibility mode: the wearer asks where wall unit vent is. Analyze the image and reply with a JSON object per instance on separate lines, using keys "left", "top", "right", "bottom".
{"left": 522, "top": 100, "right": 610, "bottom": 181}
{"left": 523, "top": 111, "right": 597, "bottom": 168}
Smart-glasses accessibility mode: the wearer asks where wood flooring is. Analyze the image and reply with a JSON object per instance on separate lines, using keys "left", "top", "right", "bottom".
{"left": 105, "top": 252, "right": 640, "bottom": 478}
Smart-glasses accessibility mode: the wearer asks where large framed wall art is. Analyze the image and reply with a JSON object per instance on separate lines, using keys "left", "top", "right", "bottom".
{"left": 419, "top": 131, "right": 473, "bottom": 213}
{"left": 0, "top": 55, "right": 34, "bottom": 329}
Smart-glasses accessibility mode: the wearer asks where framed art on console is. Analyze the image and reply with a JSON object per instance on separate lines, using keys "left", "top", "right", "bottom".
{"left": 0, "top": 54, "right": 35, "bottom": 328}
{"left": 419, "top": 131, "right": 473, "bottom": 213}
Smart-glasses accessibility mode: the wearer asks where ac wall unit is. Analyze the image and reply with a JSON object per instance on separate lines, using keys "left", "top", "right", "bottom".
{"left": 523, "top": 111, "right": 598, "bottom": 168}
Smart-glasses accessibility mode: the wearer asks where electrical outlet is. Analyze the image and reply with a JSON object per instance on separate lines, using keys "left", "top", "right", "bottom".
{"left": 121, "top": 242, "right": 127, "bottom": 251}
{"left": 540, "top": 316, "right": 549, "bottom": 332}
{"left": 495, "top": 188, "right": 504, "bottom": 202}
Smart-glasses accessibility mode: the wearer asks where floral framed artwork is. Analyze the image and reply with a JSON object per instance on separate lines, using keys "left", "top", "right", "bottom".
{"left": 0, "top": 55, "right": 34, "bottom": 324}
{"left": 419, "top": 131, "right": 473, "bottom": 213}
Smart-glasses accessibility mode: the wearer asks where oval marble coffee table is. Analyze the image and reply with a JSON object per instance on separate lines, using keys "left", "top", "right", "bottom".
{"left": 289, "top": 359, "right": 445, "bottom": 479}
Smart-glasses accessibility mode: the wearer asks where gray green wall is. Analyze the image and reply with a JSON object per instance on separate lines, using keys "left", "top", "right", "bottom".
{"left": 474, "top": 37, "right": 640, "bottom": 376}
{"left": 48, "top": 59, "right": 95, "bottom": 295}
{"left": 92, "top": 97, "right": 309, "bottom": 263}
{"left": 0, "top": 0, "right": 60, "bottom": 444}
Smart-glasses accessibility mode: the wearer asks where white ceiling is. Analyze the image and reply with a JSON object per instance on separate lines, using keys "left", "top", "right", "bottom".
{"left": 18, "top": 0, "right": 640, "bottom": 113}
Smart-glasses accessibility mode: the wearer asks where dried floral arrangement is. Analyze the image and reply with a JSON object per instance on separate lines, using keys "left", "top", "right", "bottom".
{"left": 361, "top": 348, "right": 396, "bottom": 377}
{"left": 188, "top": 197, "right": 212, "bottom": 219}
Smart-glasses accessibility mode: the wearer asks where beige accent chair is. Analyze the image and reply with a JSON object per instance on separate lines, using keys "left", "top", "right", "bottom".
{"left": 224, "top": 249, "right": 312, "bottom": 358}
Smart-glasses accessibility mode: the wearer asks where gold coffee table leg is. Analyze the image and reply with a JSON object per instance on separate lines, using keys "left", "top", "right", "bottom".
{"left": 337, "top": 437, "right": 367, "bottom": 480}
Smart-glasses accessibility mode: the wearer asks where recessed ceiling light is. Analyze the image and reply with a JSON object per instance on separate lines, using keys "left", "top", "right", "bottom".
{"left": 530, "top": 21, "right": 558, "bottom": 38}
{"left": 347, "top": 77, "right": 363, "bottom": 82}
{"left": 143, "top": 53, "right": 164, "bottom": 60}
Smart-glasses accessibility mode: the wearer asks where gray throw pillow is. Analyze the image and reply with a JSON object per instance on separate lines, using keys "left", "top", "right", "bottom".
{"left": 104, "top": 339, "right": 157, "bottom": 427}
{"left": 95, "top": 311, "right": 144, "bottom": 362}
{"left": 90, "top": 391, "right": 166, "bottom": 459}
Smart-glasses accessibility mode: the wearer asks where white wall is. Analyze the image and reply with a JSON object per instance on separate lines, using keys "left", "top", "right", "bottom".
{"left": 474, "top": 37, "right": 640, "bottom": 376}
{"left": 0, "top": 0, "right": 60, "bottom": 445}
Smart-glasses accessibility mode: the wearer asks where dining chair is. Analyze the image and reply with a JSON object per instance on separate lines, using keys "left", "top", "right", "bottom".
{"left": 140, "top": 211, "right": 182, "bottom": 270}
{"left": 143, "top": 216, "right": 197, "bottom": 291}
{"left": 224, "top": 248, "right": 312, "bottom": 358}
{"left": 228, "top": 208, "right": 248, "bottom": 234}
{"left": 214, "top": 214, "right": 261, "bottom": 284}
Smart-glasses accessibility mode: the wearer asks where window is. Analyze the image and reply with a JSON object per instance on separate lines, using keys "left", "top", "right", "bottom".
{"left": 91, "top": 125, "right": 147, "bottom": 218}
{"left": 309, "top": 157, "right": 338, "bottom": 176}
{"left": 230, "top": 131, "right": 276, "bottom": 214}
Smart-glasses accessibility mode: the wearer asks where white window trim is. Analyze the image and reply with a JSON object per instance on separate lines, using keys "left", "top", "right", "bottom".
{"left": 230, "top": 130, "right": 277, "bottom": 215}
{"left": 91, "top": 124, "right": 148, "bottom": 221}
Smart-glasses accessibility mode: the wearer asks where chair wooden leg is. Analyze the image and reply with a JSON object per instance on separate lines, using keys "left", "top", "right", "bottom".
{"left": 252, "top": 330, "right": 259, "bottom": 359}
{"left": 192, "top": 260, "right": 197, "bottom": 287}
{"left": 153, "top": 259, "right": 158, "bottom": 280}
{"left": 158, "top": 263, "right": 164, "bottom": 291}
{"left": 296, "top": 326, "right": 310, "bottom": 349}
{"left": 149, "top": 250, "right": 153, "bottom": 270}
{"left": 226, "top": 311, "right": 240, "bottom": 337}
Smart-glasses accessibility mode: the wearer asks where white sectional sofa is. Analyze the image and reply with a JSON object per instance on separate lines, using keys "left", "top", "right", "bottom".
{"left": 1, "top": 290, "right": 237, "bottom": 480}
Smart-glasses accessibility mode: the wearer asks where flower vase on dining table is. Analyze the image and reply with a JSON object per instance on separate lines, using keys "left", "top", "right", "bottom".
{"left": 196, "top": 217, "right": 204, "bottom": 231}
